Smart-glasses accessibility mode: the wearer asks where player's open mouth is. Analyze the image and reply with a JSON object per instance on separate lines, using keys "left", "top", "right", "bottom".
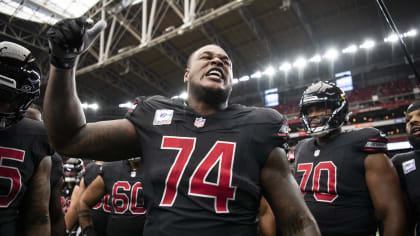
{"left": 411, "top": 126, "right": 420, "bottom": 136}
{"left": 205, "top": 68, "right": 225, "bottom": 82}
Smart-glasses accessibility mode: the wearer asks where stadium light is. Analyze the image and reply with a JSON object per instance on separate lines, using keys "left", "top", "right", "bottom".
{"left": 239, "top": 75, "right": 250, "bottom": 82}
{"left": 82, "top": 102, "right": 99, "bottom": 110}
{"left": 324, "top": 49, "right": 339, "bottom": 61}
{"left": 293, "top": 58, "right": 307, "bottom": 68}
{"left": 309, "top": 55, "right": 322, "bottom": 63}
{"left": 250, "top": 71, "right": 262, "bottom": 79}
{"left": 360, "top": 40, "right": 375, "bottom": 50}
{"left": 279, "top": 62, "right": 292, "bottom": 71}
{"left": 342, "top": 44, "right": 358, "bottom": 54}
{"left": 232, "top": 78, "right": 239, "bottom": 84}
{"left": 384, "top": 33, "right": 399, "bottom": 43}
{"left": 404, "top": 29, "right": 417, "bottom": 37}
{"left": 263, "top": 66, "right": 276, "bottom": 76}
{"left": 119, "top": 102, "right": 135, "bottom": 109}
{"left": 179, "top": 92, "right": 188, "bottom": 100}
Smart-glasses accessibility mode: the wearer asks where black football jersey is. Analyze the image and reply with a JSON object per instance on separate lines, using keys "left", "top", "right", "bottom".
{"left": 0, "top": 118, "right": 53, "bottom": 235}
{"left": 294, "top": 127, "right": 387, "bottom": 235}
{"left": 84, "top": 162, "right": 110, "bottom": 236}
{"left": 125, "top": 96, "right": 288, "bottom": 236}
{"left": 392, "top": 150, "right": 420, "bottom": 225}
{"left": 101, "top": 160, "right": 146, "bottom": 236}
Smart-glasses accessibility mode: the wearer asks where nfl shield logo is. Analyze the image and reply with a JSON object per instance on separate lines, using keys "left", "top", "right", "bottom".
{"left": 194, "top": 117, "right": 206, "bottom": 128}
{"left": 403, "top": 159, "right": 416, "bottom": 174}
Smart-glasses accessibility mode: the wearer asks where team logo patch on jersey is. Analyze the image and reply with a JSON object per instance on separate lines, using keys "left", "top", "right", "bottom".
{"left": 403, "top": 159, "right": 416, "bottom": 174}
{"left": 194, "top": 117, "right": 206, "bottom": 128}
{"left": 153, "top": 109, "right": 174, "bottom": 125}
{"left": 314, "top": 149, "right": 320, "bottom": 157}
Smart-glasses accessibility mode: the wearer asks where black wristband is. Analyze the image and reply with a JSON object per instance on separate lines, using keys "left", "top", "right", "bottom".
{"left": 50, "top": 55, "right": 76, "bottom": 69}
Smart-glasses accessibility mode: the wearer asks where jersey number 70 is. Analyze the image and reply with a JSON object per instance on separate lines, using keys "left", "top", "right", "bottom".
{"left": 159, "top": 136, "right": 237, "bottom": 213}
{"left": 297, "top": 161, "right": 338, "bottom": 203}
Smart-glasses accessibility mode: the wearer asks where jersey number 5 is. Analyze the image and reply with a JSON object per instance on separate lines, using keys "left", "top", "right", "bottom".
{"left": 0, "top": 147, "right": 25, "bottom": 208}
{"left": 297, "top": 161, "right": 338, "bottom": 203}
{"left": 159, "top": 136, "right": 237, "bottom": 213}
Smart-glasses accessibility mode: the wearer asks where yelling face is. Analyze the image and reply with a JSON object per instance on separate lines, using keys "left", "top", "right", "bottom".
{"left": 184, "top": 45, "right": 233, "bottom": 105}
{"left": 406, "top": 109, "right": 420, "bottom": 148}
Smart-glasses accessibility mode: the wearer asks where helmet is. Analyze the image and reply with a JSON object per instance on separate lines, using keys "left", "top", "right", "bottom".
{"left": 299, "top": 81, "right": 348, "bottom": 137}
{"left": 63, "top": 158, "right": 84, "bottom": 184}
{"left": 0, "top": 41, "right": 40, "bottom": 130}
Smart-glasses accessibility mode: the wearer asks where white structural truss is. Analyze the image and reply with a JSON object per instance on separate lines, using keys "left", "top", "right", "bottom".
{"left": 76, "top": 0, "right": 253, "bottom": 75}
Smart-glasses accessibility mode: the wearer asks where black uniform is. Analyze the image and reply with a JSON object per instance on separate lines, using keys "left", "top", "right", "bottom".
{"left": 84, "top": 162, "right": 110, "bottom": 236}
{"left": 0, "top": 118, "right": 53, "bottom": 236}
{"left": 294, "top": 127, "right": 387, "bottom": 235}
{"left": 125, "top": 96, "right": 288, "bottom": 236}
{"left": 101, "top": 160, "right": 146, "bottom": 236}
{"left": 392, "top": 150, "right": 420, "bottom": 227}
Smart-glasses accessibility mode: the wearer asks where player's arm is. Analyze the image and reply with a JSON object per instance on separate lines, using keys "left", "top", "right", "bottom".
{"left": 50, "top": 176, "right": 66, "bottom": 236}
{"left": 23, "top": 156, "right": 52, "bottom": 236}
{"left": 365, "top": 153, "right": 408, "bottom": 236}
{"left": 258, "top": 197, "right": 276, "bottom": 236}
{"left": 65, "top": 184, "right": 81, "bottom": 231}
{"left": 78, "top": 175, "right": 106, "bottom": 232}
{"left": 261, "top": 147, "right": 320, "bottom": 236}
{"left": 44, "top": 17, "right": 138, "bottom": 161}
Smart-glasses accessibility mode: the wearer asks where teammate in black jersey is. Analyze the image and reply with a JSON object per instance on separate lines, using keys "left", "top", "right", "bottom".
{"left": 392, "top": 100, "right": 420, "bottom": 235}
{"left": 62, "top": 157, "right": 84, "bottom": 235}
{"left": 78, "top": 158, "right": 145, "bottom": 236}
{"left": 294, "top": 81, "right": 406, "bottom": 235}
{"left": 25, "top": 105, "right": 66, "bottom": 236}
{"left": 0, "top": 41, "right": 53, "bottom": 236}
{"left": 44, "top": 17, "right": 320, "bottom": 236}
{"left": 77, "top": 161, "right": 110, "bottom": 236}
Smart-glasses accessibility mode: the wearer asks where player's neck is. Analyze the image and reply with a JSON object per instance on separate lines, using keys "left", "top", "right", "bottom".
{"left": 315, "top": 128, "right": 342, "bottom": 147}
{"left": 187, "top": 96, "right": 228, "bottom": 116}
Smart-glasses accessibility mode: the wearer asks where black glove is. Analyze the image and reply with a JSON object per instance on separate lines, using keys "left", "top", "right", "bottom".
{"left": 47, "top": 17, "right": 106, "bottom": 69}
{"left": 79, "top": 226, "right": 97, "bottom": 236}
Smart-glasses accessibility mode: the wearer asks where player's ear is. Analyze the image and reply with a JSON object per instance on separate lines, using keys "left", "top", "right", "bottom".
{"left": 184, "top": 68, "right": 189, "bottom": 83}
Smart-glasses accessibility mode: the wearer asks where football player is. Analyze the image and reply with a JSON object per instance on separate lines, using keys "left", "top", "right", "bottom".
{"left": 0, "top": 41, "right": 53, "bottom": 236}
{"left": 77, "top": 160, "right": 110, "bottom": 236}
{"left": 78, "top": 158, "right": 145, "bottom": 236}
{"left": 392, "top": 100, "right": 420, "bottom": 235}
{"left": 62, "top": 157, "right": 84, "bottom": 235}
{"left": 25, "top": 104, "right": 66, "bottom": 236}
{"left": 44, "top": 17, "right": 320, "bottom": 235}
{"left": 294, "top": 81, "right": 406, "bottom": 235}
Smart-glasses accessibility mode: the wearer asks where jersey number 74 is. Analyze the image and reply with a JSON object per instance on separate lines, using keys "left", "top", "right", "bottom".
{"left": 159, "top": 136, "right": 237, "bottom": 213}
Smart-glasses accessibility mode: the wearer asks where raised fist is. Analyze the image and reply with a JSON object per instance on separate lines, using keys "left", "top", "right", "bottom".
{"left": 47, "top": 17, "right": 106, "bottom": 69}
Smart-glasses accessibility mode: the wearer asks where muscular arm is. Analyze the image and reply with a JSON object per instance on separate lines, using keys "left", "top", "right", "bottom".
{"left": 23, "top": 156, "right": 52, "bottom": 236}
{"left": 65, "top": 184, "right": 81, "bottom": 231}
{"left": 258, "top": 197, "right": 275, "bottom": 236}
{"left": 43, "top": 66, "right": 138, "bottom": 161}
{"left": 365, "top": 153, "right": 407, "bottom": 236}
{"left": 78, "top": 176, "right": 106, "bottom": 230}
{"left": 50, "top": 177, "right": 66, "bottom": 236}
{"left": 261, "top": 148, "right": 320, "bottom": 236}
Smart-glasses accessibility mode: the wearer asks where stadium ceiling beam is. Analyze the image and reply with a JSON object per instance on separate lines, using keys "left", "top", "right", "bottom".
{"left": 290, "top": 0, "right": 319, "bottom": 51}
{"left": 200, "top": 22, "right": 248, "bottom": 76}
{"left": 76, "top": 0, "right": 253, "bottom": 76}
{"left": 0, "top": 17, "right": 48, "bottom": 52}
{"left": 111, "top": 13, "right": 187, "bottom": 71}
{"left": 238, "top": 7, "right": 274, "bottom": 59}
